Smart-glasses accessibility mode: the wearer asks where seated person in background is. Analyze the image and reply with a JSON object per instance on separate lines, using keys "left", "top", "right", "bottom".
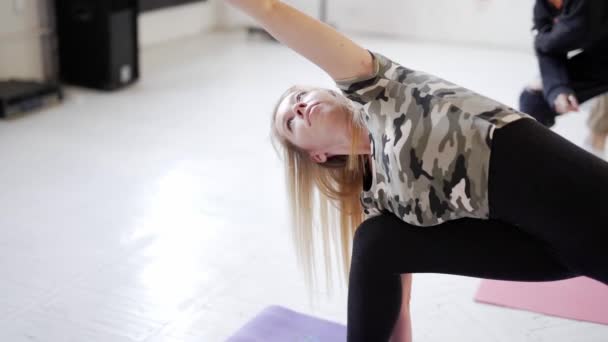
{"left": 519, "top": 0, "right": 608, "bottom": 127}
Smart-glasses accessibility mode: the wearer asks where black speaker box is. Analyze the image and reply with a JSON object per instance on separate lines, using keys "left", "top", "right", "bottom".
{"left": 55, "top": 0, "right": 139, "bottom": 90}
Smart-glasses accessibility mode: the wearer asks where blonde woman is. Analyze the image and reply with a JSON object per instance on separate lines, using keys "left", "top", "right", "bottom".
{"left": 225, "top": 1, "right": 608, "bottom": 341}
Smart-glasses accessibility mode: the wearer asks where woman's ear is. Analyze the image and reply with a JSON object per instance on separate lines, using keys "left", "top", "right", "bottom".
{"left": 310, "top": 152, "right": 328, "bottom": 163}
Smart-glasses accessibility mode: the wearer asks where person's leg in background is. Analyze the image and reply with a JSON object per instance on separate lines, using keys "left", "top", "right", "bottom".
{"left": 586, "top": 93, "right": 608, "bottom": 153}
{"left": 347, "top": 214, "right": 575, "bottom": 342}
{"left": 489, "top": 118, "right": 608, "bottom": 285}
{"left": 519, "top": 78, "right": 558, "bottom": 127}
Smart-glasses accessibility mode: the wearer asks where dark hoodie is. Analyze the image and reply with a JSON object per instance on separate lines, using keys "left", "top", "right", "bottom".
{"left": 533, "top": 0, "right": 608, "bottom": 105}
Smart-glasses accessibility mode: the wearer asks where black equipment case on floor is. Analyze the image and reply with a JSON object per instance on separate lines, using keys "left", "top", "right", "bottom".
{"left": 55, "top": 0, "right": 139, "bottom": 90}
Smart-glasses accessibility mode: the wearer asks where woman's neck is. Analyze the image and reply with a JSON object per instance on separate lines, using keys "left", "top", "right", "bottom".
{"left": 330, "top": 125, "right": 371, "bottom": 157}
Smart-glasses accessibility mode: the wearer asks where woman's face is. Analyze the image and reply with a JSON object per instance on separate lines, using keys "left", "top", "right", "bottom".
{"left": 274, "top": 86, "right": 352, "bottom": 161}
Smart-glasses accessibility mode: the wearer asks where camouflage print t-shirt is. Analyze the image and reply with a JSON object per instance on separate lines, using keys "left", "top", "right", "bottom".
{"left": 335, "top": 51, "right": 532, "bottom": 227}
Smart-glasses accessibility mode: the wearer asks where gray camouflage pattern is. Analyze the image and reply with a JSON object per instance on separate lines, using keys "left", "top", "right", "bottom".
{"left": 335, "top": 51, "right": 532, "bottom": 226}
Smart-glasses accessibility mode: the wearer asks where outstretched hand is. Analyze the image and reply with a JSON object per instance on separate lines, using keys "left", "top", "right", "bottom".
{"left": 554, "top": 93, "right": 579, "bottom": 114}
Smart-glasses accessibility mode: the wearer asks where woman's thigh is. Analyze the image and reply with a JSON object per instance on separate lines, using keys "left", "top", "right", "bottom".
{"left": 352, "top": 214, "right": 574, "bottom": 282}
{"left": 489, "top": 118, "right": 608, "bottom": 280}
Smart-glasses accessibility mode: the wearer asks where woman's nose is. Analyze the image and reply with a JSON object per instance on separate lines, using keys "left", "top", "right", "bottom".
{"left": 293, "top": 103, "right": 306, "bottom": 118}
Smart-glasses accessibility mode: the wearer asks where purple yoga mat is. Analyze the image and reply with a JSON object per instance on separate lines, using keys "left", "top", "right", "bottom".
{"left": 227, "top": 306, "right": 346, "bottom": 342}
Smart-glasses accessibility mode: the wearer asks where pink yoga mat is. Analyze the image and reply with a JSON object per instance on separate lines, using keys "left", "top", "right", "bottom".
{"left": 474, "top": 277, "right": 608, "bottom": 325}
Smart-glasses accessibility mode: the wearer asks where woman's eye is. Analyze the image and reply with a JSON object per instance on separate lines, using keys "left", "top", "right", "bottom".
{"left": 296, "top": 91, "right": 307, "bottom": 102}
{"left": 287, "top": 117, "right": 294, "bottom": 131}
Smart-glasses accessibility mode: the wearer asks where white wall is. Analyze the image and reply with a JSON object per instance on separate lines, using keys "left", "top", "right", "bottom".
{"left": 1, "top": 0, "right": 537, "bottom": 81}
{"left": 138, "top": 0, "right": 218, "bottom": 47}
{"left": 216, "top": 0, "right": 535, "bottom": 52}
{"left": 0, "top": 0, "right": 48, "bottom": 80}
{"left": 217, "top": 0, "right": 322, "bottom": 28}
{"left": 327, "top": 0, "right": 535, "bottom": 52}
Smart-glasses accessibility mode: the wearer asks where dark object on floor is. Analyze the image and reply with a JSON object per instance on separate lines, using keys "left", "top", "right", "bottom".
{"left": 0, "top": 80, "right": 62, "bottom": 118}
{"left": 55, "top": 0, "right": 139, "bottom": 90}
{"left": 139, "top": 0, "right": 206, "bottom": 13}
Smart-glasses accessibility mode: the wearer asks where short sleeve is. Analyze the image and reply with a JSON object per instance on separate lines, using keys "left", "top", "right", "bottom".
{"left": 334, "top": 51, "right": 422, "bottom": 105}
{"left": 334, "top": 51, "right": 382, "bottom": 105}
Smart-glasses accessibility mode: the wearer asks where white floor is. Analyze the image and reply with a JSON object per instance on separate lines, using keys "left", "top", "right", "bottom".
{"left": 0, "top": 31, "right": 606, "bottom": 342}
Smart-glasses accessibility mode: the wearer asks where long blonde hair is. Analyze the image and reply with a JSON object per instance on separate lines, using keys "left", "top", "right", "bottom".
{"left": 270, "top": 85, "right": 368, "bottom": 290}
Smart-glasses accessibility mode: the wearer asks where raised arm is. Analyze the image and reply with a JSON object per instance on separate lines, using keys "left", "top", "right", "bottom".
{"left": 224, "top": 0, "right": 374, "bottom": 80}
{"left": 536, "top": 50, "right": 574, "bottom": 112}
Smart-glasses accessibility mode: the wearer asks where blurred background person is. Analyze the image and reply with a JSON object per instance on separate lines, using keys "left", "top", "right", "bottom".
{"left": 519, "top": 0, "right": 608, "bottom": 130}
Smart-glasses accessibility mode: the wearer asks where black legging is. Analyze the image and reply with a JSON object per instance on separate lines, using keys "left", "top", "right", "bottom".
{"left": 347, "top": 118, "right": 608, "bottom": 341}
